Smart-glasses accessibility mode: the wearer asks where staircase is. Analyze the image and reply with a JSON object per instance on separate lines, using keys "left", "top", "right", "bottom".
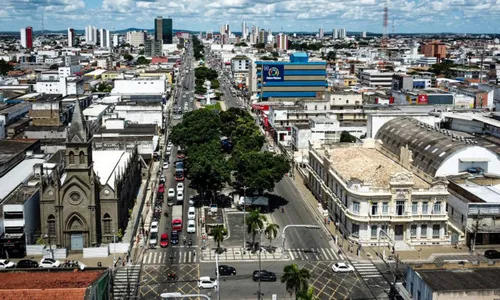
{"left": 394, "top": 240, "right": 414, "bottom": 251}
{"left": 113, "top": 265, "right": 141, "bottom": 300}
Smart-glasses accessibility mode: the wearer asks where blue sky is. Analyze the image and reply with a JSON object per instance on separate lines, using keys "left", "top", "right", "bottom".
{"left": 1, "top": 0, "right": 499, "bottom": 33}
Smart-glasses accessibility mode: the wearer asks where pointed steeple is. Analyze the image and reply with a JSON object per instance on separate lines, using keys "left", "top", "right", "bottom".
{"left": 67, "top": 96, "right": 89, "bottom": 143}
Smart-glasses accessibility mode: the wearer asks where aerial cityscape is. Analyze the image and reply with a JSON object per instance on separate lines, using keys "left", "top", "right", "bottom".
{"left": 1, "top": 0, "right": 500, "bottom": 300}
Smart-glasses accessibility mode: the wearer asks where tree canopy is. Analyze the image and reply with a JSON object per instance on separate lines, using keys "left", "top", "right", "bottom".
{"left": 170, "top": 109, "right": 222, "bottom": 149}
{"left": 326, "top": 51, "right": 337, "bottom": 61}
{"left": 0, "top": 59, "right": 13, "bottom": 75}
{"left": 429, "top": 61, "right": 457, "bottom": 78}
{"left": 137, "top": 56, "right": 150, "bottom": 65}
{"left": 340, "top": 131, "right": 357, "bottom": 143}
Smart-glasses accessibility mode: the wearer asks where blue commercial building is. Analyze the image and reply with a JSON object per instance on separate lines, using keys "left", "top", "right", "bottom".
{"left": 250, "top": 53, "right": 327, "bottom": 100}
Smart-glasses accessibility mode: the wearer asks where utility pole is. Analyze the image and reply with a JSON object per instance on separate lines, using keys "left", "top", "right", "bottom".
{"left": 242, "top": 185, "right": 248, "bottom": 253}
{"left": 257, "top": 229, "right": 263, "bottom": 300}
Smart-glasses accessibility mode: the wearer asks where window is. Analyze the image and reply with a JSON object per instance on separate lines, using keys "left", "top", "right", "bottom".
{"left": 381, "top": 225, "right": 388, "bottom": 235}
{"left": 47, "top": 215, "right": 56, "bottom": 237}
{"left": 79, "top": 151, "right": 85, "bottom": 165}
{"left": 68, "top": 151, "right": 75, "bottom": 164}
{"left": 396, "top": 201, "right": 405, "bottom": 215}
{"left": 432, "top": 224, "right": 440, "bottom": 238}
{"left": 352, "top": 224, "right": 359, "bottom": 237}
{"left": 353, "top": 201, "right": 360, "bottom": 213}
{"left": 382, "top": 202, "right": 389, "bottom": 215}
{"left": 410, "top": 225, "right": 417, "bottom": 238}
{"left": 422, "top": 202, "right": 428, "bottom": 214}
{"left": 421, "top": 225, "right": 427, "bottom": 238}
{"left": 4, "top": 212, "right": 23, "bottom": 219}
{"left": 371, "top": 225, "right": 378, "bottom": 239}
{"left": 371, "top": 203, "right": 378, "bottom": 215}
{"left": 433, "top": 201, "right": 442, "bottom": 214}
{"left": 103, "top": 213, "right": 112, "bottom": 235}
{"left": 412, "top": 202, "right": 418, "bottom": 215}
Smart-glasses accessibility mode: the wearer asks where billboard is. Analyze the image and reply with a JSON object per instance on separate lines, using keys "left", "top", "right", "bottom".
{"left": 417, "top": 94, "right": 428, "bottom": 105}
{"left": 263, "top": 64, "right": 284, "bottom": 81}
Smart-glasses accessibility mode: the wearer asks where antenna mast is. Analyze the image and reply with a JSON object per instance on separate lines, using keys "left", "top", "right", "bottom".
{"left": 382, "top": 0, "right": 389, "bottom": 56}
{"left": 41, "top": 10, "right": 45, "bottom": 36}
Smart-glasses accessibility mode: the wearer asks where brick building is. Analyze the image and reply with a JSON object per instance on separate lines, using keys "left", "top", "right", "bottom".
{"left": 421, "top": 41, "right": 447, "bottom": 61}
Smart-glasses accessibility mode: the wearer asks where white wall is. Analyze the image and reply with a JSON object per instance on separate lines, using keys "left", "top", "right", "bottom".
{"left": 367, "top": 114, "right": 439, "bottom": 138}
{"left": 329, "top": 93, "right": 363, "bottom": 106}
{"left": 436, "top": 146, "right": 500, "bottom": 177}
{"left": 113, "top": 79, "right": 166, "bottom": 94}
{"left": 115, "top": 110, "right": 162, "bottom": 127}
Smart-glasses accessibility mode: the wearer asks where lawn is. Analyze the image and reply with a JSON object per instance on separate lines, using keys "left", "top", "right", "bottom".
{"left": 203, "top": 101, "right": 222, "bottom": 111}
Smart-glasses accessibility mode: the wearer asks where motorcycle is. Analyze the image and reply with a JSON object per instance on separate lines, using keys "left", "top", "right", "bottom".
{"left": 188, "top": 239, "right": 192, "bottom": 247}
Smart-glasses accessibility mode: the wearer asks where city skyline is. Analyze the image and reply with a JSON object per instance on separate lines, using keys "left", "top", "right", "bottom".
{"left": 1, "top": 0, "right": 499, "bottom": 34}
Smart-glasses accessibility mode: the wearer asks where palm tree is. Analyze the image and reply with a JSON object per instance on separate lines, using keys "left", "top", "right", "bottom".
{"left": 296, "top": 287, "right": 318, "bottom": 300}
{"left": 264, "top": 223, "right": 280, "bottom": 248}
{"left": 246, "top": 208, "right": 267, "bottom": 248}
{"left": 212, "top": 225, "right": 225, "bottom": 251}
{"left": 281, "top": 263, "right": 311, "bottom": 299}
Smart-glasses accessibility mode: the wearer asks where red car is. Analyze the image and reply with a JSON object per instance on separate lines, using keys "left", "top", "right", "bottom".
{"left": 160, "top": 233, "right": 169, "bottom": 248}
{"left": 158, "top": 184, "right": 165, "bottom": 193}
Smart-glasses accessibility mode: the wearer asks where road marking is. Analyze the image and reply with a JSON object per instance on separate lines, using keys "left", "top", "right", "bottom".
{"left": 147, "top": 252, "right": 152, "bottom": 264}
{"left": 153, "top": 252, "right": 157, "bottom": 264}
{"left": 288, "top": 250, "right": 295, "bottom": 260}
{"left": 321, "top": 248, "right": 330, "bottom": 260}
{"left": 187, "top": 251, "right": 191, "bottom": 262}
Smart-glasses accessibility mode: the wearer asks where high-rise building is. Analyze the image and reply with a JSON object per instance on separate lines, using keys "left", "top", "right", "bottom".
{"left": 224, "top": 24, "right": 230, "bottom": 35}
{"left": 99, "top": 29, "right": 110, "bottom": 48}
{"left": 68, "top": 28, "right": 75, "bottom": 47}
{"left": 421, "top": 41, "right": 447, "bottom": 61}
{"left": 126, "top": 31, "right": 146, "bottom": 47}
{"left": 339, "top": 28, "right": 347, "bottom": 39}
{"left": 145, "top": 38, "right": 163, "bottom": 57}
{"left": 112, "top": 34, "right": 119, "bottom": 47}
{"left": 206, "top": 30, "right": 213, "bottom": 39}
{"left": 276, "top": 33, "right": 288, "bottom": 50}
{"left": 242, "top": 22, "right": 247, "bottom": 39}
{"left": 155, "top": 16, "right": 173, "bottom": 44}
{"left": 258, "top": 29, "right": 268, "bottom": 44}
{"left": 361, "top": 31, "right": 367, "bottom": 38}
{"left": 20, "top": 27, "right": 33, "bottom": 49}
{"left": 332, "top": 28, "right": 338, "bottom": 39}
{"left": 319, "top": 28, "right": 324, "bottom": 39}
{"left": 85, "top": 25, "right": 97, "bottom": 44}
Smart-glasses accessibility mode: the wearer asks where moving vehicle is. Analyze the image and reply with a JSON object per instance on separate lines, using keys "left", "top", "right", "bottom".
{"left": 198, "top": 276, "right": 218, "bottom": 289}
{"left": 158, "top": 184, "right": 165, "bottom": 193}
{"left": 188, "top": 206, "right": 196, "bottom": 220}
{"left": 177, "top": 149, "right": 186, "bottom": 159}
{"left": 168, "top": 188, "right": 175, "bottom": 199}
{"left": 163, "top": 162, "right": 169, "bottom": 169}
{"left": 331, "top": 262, "right": 354, "bottom": 273}
{"left": 175, "top": 169, "right": 185, "bottom": 181}
{"left": 176, "top": 190, "right": 184, "bottom": 203}
{"left": 484, "top": 250, "right": 500, "bottom": 259}
{"left": 0, "top": 259, "right": 15, "bottom": 269}
{"left": 40, "top": 258, "right": 61, "bottom": 268}
{"left": 150, "top": 221, "right": 159, "bottom": 233}
{"left": 160, "top": 233, "right": 169, "bottom": 248}
{"left": 149, "top": 232, "right": 158, "bottom": 246}
{"left": 16, "top": 259, "right": 39, "bottom": 268}
{"left": 172, "top": 205, "right": 183, "bottom": 231}
{"left": 171, "top": 230, "right": 179, "bottom": 245}
{"left": 176, "top": 182, "right": 184, "bottom": 191}
{"left": 252, "top": 270, "right": 276, "bottom": 282}
{"left": 187, "top": 220, "right": 196, "bottom": 233}
{"left": 217, "top": 265, "right": 236, "bottom": 276}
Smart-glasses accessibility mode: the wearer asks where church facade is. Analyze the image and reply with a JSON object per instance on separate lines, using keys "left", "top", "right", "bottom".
{"left": 39, "top": 101, "right": 141, "bottom": 250}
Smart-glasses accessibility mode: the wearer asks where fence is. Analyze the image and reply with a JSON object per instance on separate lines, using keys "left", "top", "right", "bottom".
{"left": 83, "top": 246, "right": 110, "bottom": 258}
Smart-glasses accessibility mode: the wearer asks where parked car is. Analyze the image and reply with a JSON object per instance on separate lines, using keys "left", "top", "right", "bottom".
{"left": 168, "top": 188, "right": 175, "bottom": 199}
{"left": 0, "top": 259, "right": 15, "bottom": 269}
{"left": 150, "top": 221, "right": 159, "bottom": 233}
{"left": 331, "top": 262, "right": 354, "bottom": 273}
{"left": 16, "top": 259, "right": 39, "bottom": 268}
{"left": 484, "top": 250, "right": 500, "bottom": 259}
{"left": 176, "top": 182, "right": 184, "bottom": 191}
{"left": 160, "top": 233, "right": 169, "bottom": 248}
{"left": 171, "top": 230, "right": 179, "bottom": 245}
{"left": 176, "top": 190, "right": 184, "bottom": 202}
{"left": 252, "top": 270, "right": 276, "bottom": 282}
{"left": 40, "top": 258, "right": 61, "bottom": 268}
{"left": 188, "top": 206, "right": 195, "bottom": 220}
{"left": 187, "top": 220, "right": 196, "bottom": 233}
{"left": 217, "top": 265, "right": 236, "bottom": 276}
{"left": 163, "top": 162, "right": 169, "bottom": 169}
{"left": 198, "top": 276, "right": 218, "bottom": 289}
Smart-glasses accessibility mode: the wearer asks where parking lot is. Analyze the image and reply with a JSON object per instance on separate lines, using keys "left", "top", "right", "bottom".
{"left": 306, "top": 261, "right": 375, "bottom": 300}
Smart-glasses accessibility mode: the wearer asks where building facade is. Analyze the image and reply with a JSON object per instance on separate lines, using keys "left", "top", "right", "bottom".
{"left": 155, "top": 16, "right": 173, "bottom": 44}
{"left": 421, "top": 41, "right": 447, "bottom": 61}
{"left": 250, "top": 52, "right": 326, "bottom": 100}
{"left": 126, "top": 31, "right": 147, "bottom": 48}
{"left": 68, "top": 28, "right": 75, "bottom": 47}
{"left": 145, "top": 39, "right": 163, "bottom": 57}
{"left": 20, "top": 27, "right": 33, "bottom": 49}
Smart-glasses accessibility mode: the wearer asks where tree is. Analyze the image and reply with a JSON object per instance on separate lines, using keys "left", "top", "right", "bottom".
{"left": 296, "top": 287, "right": 318, "bottom": 300}
{"left": 231, "top": 120, "right": 266, "bottom": 152}
{"left": 235, "top": 42, "right": 248, "bottom": 47}
{"left": 123, "top": 53, "right": 133, "bottom": 61}
{"left": 170, "top": 109, "right": 222, "bottom": 149}
{"left": 97, "top": 82, "right": 112, "bottom": 92}
{"left": 137, "top": 56, "right": 150, "bottom": 65}
{"left": 177, "top": 44, "right": 185, "bottom": 50}
{"left": 264, "top": 223, "right": 280, "bottom": 248}
{"left": 326, "top": 51, "right": 337, "bottom": 61}
{"left": 211, "top": 79, "right": 220, "bottom": 89}
{"left": 254, "top": 43, "right": 266, "bottom": 49}
{"left": 212, "top": 225, "right": 226, "bottom": 251}
{"left": 0, "top": 59, "right": 13, "bottom": 75}
{"left": 246, "top": 208, "right": 267, "bottom": 249}
{"left": 187, "top": 140, "right": 230, "bottom": 202}
{"left": 340, "top": 131, "right": 356, "bottom": 143}
{"left": 281, "top": 264, "right": 311, "bottom": 299}
{"left": 429, "top": 61, "right": 457, "bottom": 78}
{"left": 139, "top": 49, "right": 145, "bottom": 55}
{"left": 231, "top": 151, "right": 290, "bottom": 195}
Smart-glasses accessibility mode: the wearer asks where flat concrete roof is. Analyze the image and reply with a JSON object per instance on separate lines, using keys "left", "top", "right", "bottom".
{"left": 0, "top": 158, "right": 45, "bottom": 201}
{"left": 458, "top": 183, "right": 500, "bottom": 203}
{"left": 324, "top": 147, "right": 429, "bottom": 189}
{"left": 417, "top": 267, "right": 500, "bottom": 292}
{"left": 92, "top": 150, "right": 132, "bottom": 188}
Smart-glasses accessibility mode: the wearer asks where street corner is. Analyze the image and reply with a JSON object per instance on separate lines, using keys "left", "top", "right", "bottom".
{"left": 223, "top": 212, "right": 252, "bottom": 247}
{"left": 140, "top": 264, "right": 200, "bottom": 300}
{"left": 305, "top": 261, "right": 372, "bottom": 300}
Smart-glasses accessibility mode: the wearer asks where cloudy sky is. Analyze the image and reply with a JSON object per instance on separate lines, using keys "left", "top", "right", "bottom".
{"left": 1, "top": 0, "right": 499, "bottom": 33}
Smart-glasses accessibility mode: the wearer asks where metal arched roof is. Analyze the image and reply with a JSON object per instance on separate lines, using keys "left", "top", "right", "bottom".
{"left": 375, "top": 117, "right": 472, "bottom": 177}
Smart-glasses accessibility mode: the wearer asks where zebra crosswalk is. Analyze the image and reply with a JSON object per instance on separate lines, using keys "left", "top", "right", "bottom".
{"left": 352, "top": 261, "right": 391, "bottom": 295}
{"left": 142, "top": 250, "right": 198, "bottom": 265}
{"left": 287, "top": 247, "right": 341, "bottom": 261}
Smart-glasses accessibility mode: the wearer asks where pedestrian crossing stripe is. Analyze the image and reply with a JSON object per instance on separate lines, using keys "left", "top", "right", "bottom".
{"left": 352, "top": 262, "right": 383, "bottom": 278}
{"left": 142, "top": 251, "right": 198, "bottom": 265}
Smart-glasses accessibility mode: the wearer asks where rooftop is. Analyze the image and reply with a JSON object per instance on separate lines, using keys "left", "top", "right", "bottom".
{"left": 82, "top": 104, "right": 109, "bottom": 117}
{"left": 0, "top": 158, "right": 45, "bottom": 201}
{"left": 0, "top": 139, "right": 39, "bottom": 165}
{"left": 319, "top": 146, "right": 429, "bottom": 189}
{"left": 0, "top": 269, "right": 104, "bottom": 290}
{"left": 93, "top": 150, "right": 132, "bottom": 188}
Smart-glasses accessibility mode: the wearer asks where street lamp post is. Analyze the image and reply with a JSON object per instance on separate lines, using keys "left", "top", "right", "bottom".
{"left": 44, "top": 233, "right": 54, "bottom": 260}
{"left": 242, "top": 185, "right": 248, "bottom": 253}
{"left": 257, "top": 229, "right": 264, "bottom": 300}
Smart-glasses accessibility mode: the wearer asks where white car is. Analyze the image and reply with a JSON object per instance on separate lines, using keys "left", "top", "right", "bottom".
{"left": 176, "top": 182, "right": 184, "bottom": 191}
{"left": 163, "top": 162, "right": 169, "bottom": 169}
{"left": 168, "top": 188, "right": 175, "bottom": 198}
{"left": 0, "top": 259, "right": 15, "bottom": 269}
{"left": 188, "top": 206, "right": 196, "bottom": 220}
{"left": 176, "top": 190, "right": 184, "bottom": 202}
{"left": 331, "top": 262, "right": 354, "bottom": 273}
{"left": 39, "top": 258, "right": 61, "bottom": 268}
{"left": 166, "top": 145, "right": 173, "bottom": 152}
{"left": 150, "top": 221, "right": 159, "bottom": 233}
{"left": 187, "top": 220, "right": 196, "bottom": 233}
{"left": 198, "top": 276, "right": 218, "bottom": 289}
